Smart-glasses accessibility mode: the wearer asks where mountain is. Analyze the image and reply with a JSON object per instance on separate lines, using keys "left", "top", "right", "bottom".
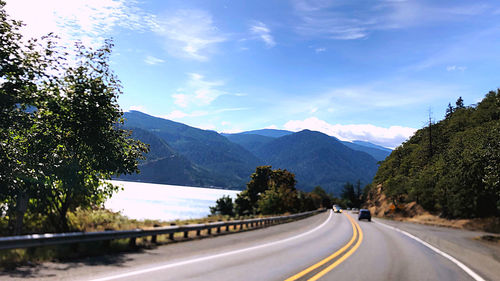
{"left": 225, "top": 130, "right": 392, "bottom": 162}
{"left": 221, "top": 133, "right": 275, "bottom": 155}
{"left": 341, "top": 141, "right": 392, "bottom": 161}
{"left": 118, "top": 128, "right": 224, "bottom": 186}
{"left": 239, "top": 129, "right": 293, "bottom": 138}
{"left": 254, "top": 130, "right": 378, "bottom": 194}
{"left": 123, "top": 111, "right": 260, "bottom": 188}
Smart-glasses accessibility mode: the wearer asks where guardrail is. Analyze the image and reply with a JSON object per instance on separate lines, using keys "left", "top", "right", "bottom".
{"left": 0, "top": 209, "right": 326, "bottom": 250}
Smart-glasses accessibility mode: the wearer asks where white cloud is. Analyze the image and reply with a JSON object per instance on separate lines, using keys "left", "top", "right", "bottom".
{"left": 171, "top": 73, "right": 226, "bottom": 108}
{"left": 283, "top": 117, "right": 416, "bottom": 148}
{"left": 5, "top": 0, "right": 145, "bottom": 48}
{"left": 128, "top": 105, "right": 146, "bottom": 112}
{"left": 160, "top": 110, "right": 208, "bottom": 120}
{"left": 250, "top": 21, "right": 276, "bottom": 47}
{"left": 315, "top": 47, "right": 326, "bottom": 53}
{"left": 144, "top": 55, "right": 165, "bottom": 65}
{"left": 265, "top": 125, "right": 279, "bottom": 129}
{"left": 148, "top": 10, "right": 226, "bottom": 61}
{"left": 446, "top": 65, "right": 467, "bottom": 72}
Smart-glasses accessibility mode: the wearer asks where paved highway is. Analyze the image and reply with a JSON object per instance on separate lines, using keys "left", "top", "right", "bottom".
{"left": 2, "top": 211, "right": 499, "bottom": 281}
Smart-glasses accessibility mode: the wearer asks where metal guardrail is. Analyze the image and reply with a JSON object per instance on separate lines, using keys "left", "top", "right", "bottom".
{"left": 0, "top": 209, "right": 326, "bottom": 250}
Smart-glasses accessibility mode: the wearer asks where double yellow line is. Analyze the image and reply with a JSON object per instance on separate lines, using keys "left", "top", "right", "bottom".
{"left": 285, "top": 213, "right": 363, "bottom": 281}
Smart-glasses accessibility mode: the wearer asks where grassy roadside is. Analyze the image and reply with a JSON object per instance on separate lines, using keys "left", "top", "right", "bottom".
{"left": 0, "top": 208, "right": 285, "bottom": 270}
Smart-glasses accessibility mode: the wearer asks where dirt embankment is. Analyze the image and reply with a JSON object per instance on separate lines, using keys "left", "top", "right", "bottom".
{"left": 364, "top": 184, "right": 500, "bottom": 235}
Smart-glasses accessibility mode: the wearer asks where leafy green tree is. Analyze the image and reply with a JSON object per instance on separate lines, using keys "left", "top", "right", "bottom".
{"left": 0, "top": 2, "right": 147, "bottom": 233}
{"left": 235, "top": 166, "right": 272, "bottom": 215}
{"left": 210, "top": 195, "right": 234, "bottom": 216}
{"left": 311, "top": 186, "right": 332, "bottom": 208}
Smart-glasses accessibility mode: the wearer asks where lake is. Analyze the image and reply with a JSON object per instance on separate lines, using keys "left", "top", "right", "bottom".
{"left": 105, "top": 180, "right": 240, "bottom": 221}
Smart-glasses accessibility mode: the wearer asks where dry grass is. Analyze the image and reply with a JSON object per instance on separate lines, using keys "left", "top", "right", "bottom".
{"left": 365, "top": 184, "right": 500, "bottom": 234}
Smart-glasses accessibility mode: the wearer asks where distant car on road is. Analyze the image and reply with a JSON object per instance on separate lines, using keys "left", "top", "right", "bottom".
{"left": 358, "top": 209, "right": 371, "bottom": 221}
{"left": 332, "top": 205, "right": 342, "bottom": 213}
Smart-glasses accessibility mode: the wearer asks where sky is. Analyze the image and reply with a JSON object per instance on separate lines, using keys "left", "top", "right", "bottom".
{"left": 5, "top": 0, "right": 500, "bottom": 148}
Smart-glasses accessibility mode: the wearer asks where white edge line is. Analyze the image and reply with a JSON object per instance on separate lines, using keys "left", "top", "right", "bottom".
{"left": 91, "top": 210, "right": 333, "bottom": 281}
{"left": 374, "top": 220, "right": 485, "bottom": 281}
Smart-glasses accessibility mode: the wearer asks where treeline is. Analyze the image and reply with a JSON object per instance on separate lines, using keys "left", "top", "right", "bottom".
{"left": 371, "top": 91, "right": 500, "bottom": 218}
{"left": 210, "top": 166, "right": 333, "bottom": 216}
{"left": 0, "top": 2, "right": 146, "bottom": 235}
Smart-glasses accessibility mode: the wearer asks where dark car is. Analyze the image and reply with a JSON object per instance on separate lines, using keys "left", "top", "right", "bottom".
{"left": 358, "top": 209, "right": 371, "bottom": 221}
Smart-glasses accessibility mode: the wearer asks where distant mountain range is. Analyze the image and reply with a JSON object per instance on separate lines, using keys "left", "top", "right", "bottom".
{"left": 119, "top": 111, "right": 392, "bottom": 195}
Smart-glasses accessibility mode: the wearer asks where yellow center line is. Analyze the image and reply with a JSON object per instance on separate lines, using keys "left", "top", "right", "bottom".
{"left": 284, "top": 213, "right": 358, "bottom": 281}
{"left": 308, "top": 215, "right": 363, "bottom": 281}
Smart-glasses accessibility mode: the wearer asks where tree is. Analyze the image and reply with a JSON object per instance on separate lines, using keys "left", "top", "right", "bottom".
{"left": 311, "top": 186, "right": 331, "bottom": 208}
{"left": 210, "top": 195, "right": 234, "bottom": 216}
{"left": 445, "top": 103, "right": 454, "bottom": 118}
{"left": 0, "top": 2, "right": 148, "bottom": 233}
{"left": 455, "top": 96, "right": 465, "bottom": 109}
{"left": 235, "top": 166, "right": 272, "bottom": 215}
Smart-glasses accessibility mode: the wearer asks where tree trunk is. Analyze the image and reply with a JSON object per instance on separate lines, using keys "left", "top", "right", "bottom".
{"left": 8, "top": 192, "right": 29, "bottom": 235}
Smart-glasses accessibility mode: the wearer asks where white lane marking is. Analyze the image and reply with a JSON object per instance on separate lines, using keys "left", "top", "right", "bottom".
{"left": 91, "top": 211, "right": 334, "bottom": 281}
{"left": 374, "top": 220, "right": 485, "bottom": 281}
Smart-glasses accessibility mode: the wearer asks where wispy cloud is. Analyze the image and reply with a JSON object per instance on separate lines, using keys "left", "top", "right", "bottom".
{"left": 446, "top": 65, "right": 467, "bottom": 72}
{"left": 250, "top": 21, "right": 276, "bottom": 47}
{"left": 284, "top": 117, "right": 416, "bottom": 148}
{"left": 144, "top": 55, "right": 165, "bottom": 65}
{"left": 6, "top": 2, "right": 226, "bottom": 61}
{"left": 315, "top": 47, "right": 326, "bottom": 53}
{"left": 292, "top": 0, "right": 493, "bottom": 40}
{"left": 148, "top": 10, "right": 226, "bottom": 61}
{"left": 172, "top": 73, "right": 225, "bottom": 108}
{"left": 6, "top": 0, "right": 146, "bottom": 48}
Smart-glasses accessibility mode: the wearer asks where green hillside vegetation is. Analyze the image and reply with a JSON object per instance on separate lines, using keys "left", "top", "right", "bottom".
{"left": 221, "top": 133, "right": 274, "bottom": 155}
{"left": 119, "top": 128, "right": 226, "bottom": 186}
{"left": 372, "top": 91, "right": 500, "bottom": 218}
{"left": 255, "top": 130, "right": 378, "bottom": 194}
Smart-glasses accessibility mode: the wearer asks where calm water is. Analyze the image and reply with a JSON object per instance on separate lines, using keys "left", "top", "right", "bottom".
{"left": 105, "top": 180, "right": 240, "bottom": 221}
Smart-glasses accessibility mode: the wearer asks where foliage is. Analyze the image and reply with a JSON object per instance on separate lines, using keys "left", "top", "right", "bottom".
{"left": 210, "top": 195, "right": 234, "bottom": 216}
{"left": 374, "top": 92, "right": 500, "bottom": 218}
{"left": 0, "top": 3, "right": 147, "bottom": 234}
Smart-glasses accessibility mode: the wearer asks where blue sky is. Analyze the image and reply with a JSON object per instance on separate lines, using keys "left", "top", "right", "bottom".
{"left": 6, "top": 0, "right": 500, "bottom": 148}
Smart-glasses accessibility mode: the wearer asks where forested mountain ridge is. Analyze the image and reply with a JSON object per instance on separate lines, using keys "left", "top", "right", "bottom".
{"left": 122, "top": 111, "right": 261, "bottom": 188}
{"left": 370, "top": 91, "right": 500, "bottom": 218}
{"left": 254, "top": 130, "right": 378, "bottom": 194}
{"left": 223, "top": 130, "right": 392, "bottom": 161}
{"left": 121, "top": 111, "right": 382, "bottom": 194}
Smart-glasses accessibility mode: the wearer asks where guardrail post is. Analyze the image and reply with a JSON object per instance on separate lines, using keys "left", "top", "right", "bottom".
{"left": 184, "top": 231, "right": 188, "bottom": 238}
{"left": 169, "top": 223, "right": 176, "bottom": 240}
{"left": 226, "top": 225, "right": 229, "bottom": 231}
{"left": 129, "top": 237, "right": 136, "bottom": 247}
{"left": 151, "top": 224, "right": 160, "bottom": 243}
{"left": 196, "top": 229, "right": 201, "bottom": 236}
{"left": 217, "top": 226, "right": 221, "bottom": 233}
{"left": 207, "top": 227, "right": 212, "bottom": 235}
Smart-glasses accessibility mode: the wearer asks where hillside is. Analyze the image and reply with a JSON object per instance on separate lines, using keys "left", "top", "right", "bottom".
{"left": 225, "top": 130, "right": 392, "bottom": 161}
{"left": 118, "top": 128, "right": 224, "bottom": 187}
{"left": 341, "top": 141, "right": 391, "bottom": 161}
{"left": 123, "top": 111, "right": 260, "bottom": 188}
{"left": 255, "top": 130, "right": 378, "bottom": 194}
{"left": 369, "top": 91, "right": 500, "bottom": 219}
{"left": 221, "top": 133, "right": 274, "bottom": 155}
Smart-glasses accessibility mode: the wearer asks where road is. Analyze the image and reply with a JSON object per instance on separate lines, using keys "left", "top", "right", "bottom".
{"left": 2, "top": 211, "right": 499, "bottom": 281}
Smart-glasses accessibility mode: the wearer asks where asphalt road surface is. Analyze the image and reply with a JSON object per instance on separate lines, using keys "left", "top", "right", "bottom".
{"left": 2, "top": 211, "right": 499, "bottom": 281}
